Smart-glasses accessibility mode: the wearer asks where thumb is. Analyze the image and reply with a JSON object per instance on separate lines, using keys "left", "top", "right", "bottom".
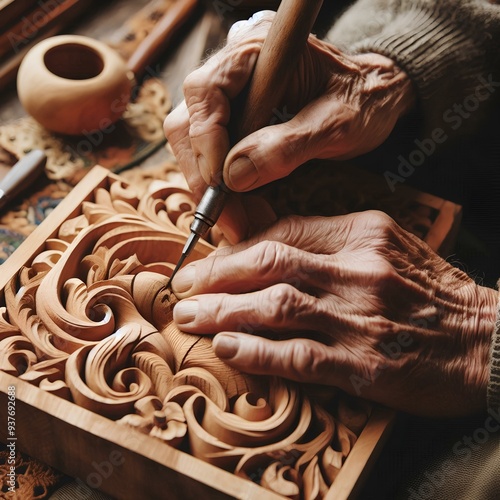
{"left": 222, "top": 118, "right": 311, "bottom": 192}
{"left": 222, "top": 95, "right": 339, "bottom": 192}
{"left": 212, "top": 332, "right": 339, "bottom": 384}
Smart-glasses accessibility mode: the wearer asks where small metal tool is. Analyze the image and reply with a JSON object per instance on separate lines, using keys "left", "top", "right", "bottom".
{"left": 0, "top": 149, "right": 47, "bottom": 211}
{"left": 166, "top": 183, "right": 229, "bottom": 287}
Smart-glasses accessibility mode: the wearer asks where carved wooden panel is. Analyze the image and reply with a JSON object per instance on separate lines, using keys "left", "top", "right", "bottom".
{"left": 0, "top": 166, "right": 398, "bottom": 499}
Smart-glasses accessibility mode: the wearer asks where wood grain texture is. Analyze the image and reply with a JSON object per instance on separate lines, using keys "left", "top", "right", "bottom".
{"left": 0, "top": 165, "right": 390, "bottom": 499}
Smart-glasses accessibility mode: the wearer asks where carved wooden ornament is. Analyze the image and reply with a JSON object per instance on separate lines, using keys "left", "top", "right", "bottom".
{"left": 0, "top": 166, "right": 391, "bottom": 499}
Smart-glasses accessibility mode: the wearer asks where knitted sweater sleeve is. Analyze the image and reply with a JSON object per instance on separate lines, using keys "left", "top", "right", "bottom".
{"left": 325, "top": 0, "right": 500, "bottom": 136}
{"left": 487, "top": 286, "right": 500, "bottom": 411}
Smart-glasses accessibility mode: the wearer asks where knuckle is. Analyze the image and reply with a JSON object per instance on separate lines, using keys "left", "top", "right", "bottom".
{"left": 372, "top": 257, "right": 396, "bottom": 281}
{"left": 261, "top": 216, "right": 302, "bottom": 245}
{"left": 253, "top": 240, "right": 289, "bottom": 275}
{"left": 370, "top": 257, "right": 400, "bottom": 292}
{"left": 289, "top": 341, "right": 315, "bottom": 378}
{"left": 182, "top": 70, "right": 205, "bottom": 97}
{"left": 188, "top": 121, "right": 206, "bottom": 141}
{"left": 265, "top": 284, "right": 309, "bottom": 327}
{"left": 370, "top": 316, "right": 400, "bottom": 338}
{"left": 357, "top": 210, "right": 398, "bottom": 236}
{"left": 265, "top": 130, "right": 301, "bottom": 172}
{"left": 254, "top": 342, "right": 277, "bottom": 372}
{"left": 288, "top": 340, "right": 328, "bottom": 381}
{"left": 212, "top": 294, "right": 231, "bottom": 324}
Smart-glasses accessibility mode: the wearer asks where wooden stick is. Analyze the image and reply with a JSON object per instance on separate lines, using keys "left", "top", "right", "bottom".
{"left": 126, "top": 0, "right": 202, "bottom": 80}
{"left": 238, "top": 0, "right": 324, "bottom": 137}
{"left": 0, "top": 0, "right": 95, "bottom": 91}
{"left": 0, "top": 0, "right": 89, "bottom": 60}
{"left": 0, "top": 0, "right": 39, "bottom": 32}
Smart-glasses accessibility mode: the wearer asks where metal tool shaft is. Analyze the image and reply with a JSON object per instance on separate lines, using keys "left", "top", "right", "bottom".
{"left": 167, "top": 183, "right": 229, "bottom": 287}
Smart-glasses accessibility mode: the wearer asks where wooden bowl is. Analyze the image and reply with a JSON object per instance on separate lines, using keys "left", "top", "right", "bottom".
{"left": 17, "top": 35, "right": 133, "bottom": 136}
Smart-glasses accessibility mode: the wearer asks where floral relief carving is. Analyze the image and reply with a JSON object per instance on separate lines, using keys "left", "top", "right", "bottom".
{"left": 0, "top": 175, "right": 370, "bottom": 498}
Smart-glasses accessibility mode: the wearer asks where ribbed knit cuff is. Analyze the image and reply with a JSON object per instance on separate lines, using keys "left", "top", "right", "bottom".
{"left": 487, "top": 283, "right": 500, "bottom": 411}
{"left": 326, "top": 0, "right": 500, "bottom": 136}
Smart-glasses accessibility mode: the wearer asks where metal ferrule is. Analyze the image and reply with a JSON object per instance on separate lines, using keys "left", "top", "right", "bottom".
{"left": 191, "top": 183, "right": 229, "bottom": 235}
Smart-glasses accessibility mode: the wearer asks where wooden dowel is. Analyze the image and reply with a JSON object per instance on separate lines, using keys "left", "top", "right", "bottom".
{"left": 238, "top": 0, "right": 324, "bottom": 138}
{"left": 126, "top": 0, "right": 202, "bottom": 80}
{"left": 0, "top": 0, "right": 39, "bottom": 32}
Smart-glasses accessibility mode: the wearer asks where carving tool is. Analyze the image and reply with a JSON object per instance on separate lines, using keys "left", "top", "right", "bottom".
{"left": 0, "top": 149, "right": 47, "bottom": 210}
{"left": 167, "top": 0, "right": 324, "bottom": 288}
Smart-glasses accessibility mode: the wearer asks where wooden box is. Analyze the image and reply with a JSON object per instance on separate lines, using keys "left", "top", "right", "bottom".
{"left": 0, "top": 165, "right": 458, "bottom": 499}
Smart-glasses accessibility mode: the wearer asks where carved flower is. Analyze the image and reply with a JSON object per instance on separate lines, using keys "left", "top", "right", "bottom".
{"left": 118, "top": 395, "right": 187, "bottom": 448}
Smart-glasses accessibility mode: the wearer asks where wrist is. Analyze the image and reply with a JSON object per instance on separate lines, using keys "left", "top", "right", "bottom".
{"left": 459, "top": 283, "right": 498, "bottom": 411}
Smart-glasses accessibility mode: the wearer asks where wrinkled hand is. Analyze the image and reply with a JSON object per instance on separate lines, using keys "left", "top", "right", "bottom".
{"left": 171, "top": 211, "right": 497, "bottom": 417}
{"left": 163, "top": 11, "right": 415, "bottom": 241}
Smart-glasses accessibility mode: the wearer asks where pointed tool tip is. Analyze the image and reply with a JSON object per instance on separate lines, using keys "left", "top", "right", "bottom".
{"left": 166, "top": 252, "right": 187, "bottom": 289}
{"left": 166, "top": 231, "right": 201, "bottom": 289}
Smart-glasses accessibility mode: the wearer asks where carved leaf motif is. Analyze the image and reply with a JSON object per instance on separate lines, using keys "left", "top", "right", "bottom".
{"left": 132, "top": 351, "right": 174, "bottom": 401}
{"left": 303, "top": 456, "right": 330, "bottom": 500}
{"left": 0, "top": 336, "right": 37, "bottom": 375}
{"left": 19, "top": 358, "right": 65, "bottom": 384}
{"left": 0, "top": 307, "right": 20, "bottom": 341}
{"left": 0, "top": 173, "right": 368, "bottom": 498}
{"left": 261, "top": 462, "right": 301, "bottom": 500}
{"left": 66, "top": 324, "right": 153, "bottom": 419}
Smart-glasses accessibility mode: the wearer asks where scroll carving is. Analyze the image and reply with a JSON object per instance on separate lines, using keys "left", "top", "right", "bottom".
{"left": 0, "top": 173, "right": 371, "bottom": 498}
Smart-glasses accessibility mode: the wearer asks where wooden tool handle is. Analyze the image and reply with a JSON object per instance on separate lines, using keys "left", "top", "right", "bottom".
{"left": 238, "top": 0, "right": 323, "bottom": 137}
{"left": 127, "top": 0, "right": 201, "bottom": 80}
{"left": 0, "top": 150, "right": 46, "bottom": 209}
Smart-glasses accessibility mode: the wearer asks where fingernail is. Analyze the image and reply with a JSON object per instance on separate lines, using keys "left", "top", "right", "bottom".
{"left": 174, "top": 300, "right": 198, "bottom": 325}
{"left": 172, "top": 265, "right": 195, "bottom": 294}
{"left": 213, "top": 334, "right": 240, "bottom": 359}
{"left": 228, "top": 157, "right": 258, "bottom": 191}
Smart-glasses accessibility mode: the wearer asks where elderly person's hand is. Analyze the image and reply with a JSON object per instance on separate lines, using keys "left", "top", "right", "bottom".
{"left": 163, "top": 11, "right": 415, "bottom": 242}
{"left": 171, "top": 211, "right": 497, "bottom": 417}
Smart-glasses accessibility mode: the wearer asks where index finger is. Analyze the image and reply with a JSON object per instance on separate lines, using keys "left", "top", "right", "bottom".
{"left": 212, "top": 214, "right": 358, "bottom": 258}
{"left": 183, "top": 41, "right": 260, "bottom": 186}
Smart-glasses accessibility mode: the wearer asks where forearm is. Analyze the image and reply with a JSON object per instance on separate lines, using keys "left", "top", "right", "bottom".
{"left": 326, "top": 0, "right": 500, "bottom": 136}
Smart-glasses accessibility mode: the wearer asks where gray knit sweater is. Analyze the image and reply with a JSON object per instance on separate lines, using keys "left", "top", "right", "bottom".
{"left": 326, "top": 2, "right": 500, "bottom": 498}
{"left": 326, "top": 0, "right": 500, "bottom": 137}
